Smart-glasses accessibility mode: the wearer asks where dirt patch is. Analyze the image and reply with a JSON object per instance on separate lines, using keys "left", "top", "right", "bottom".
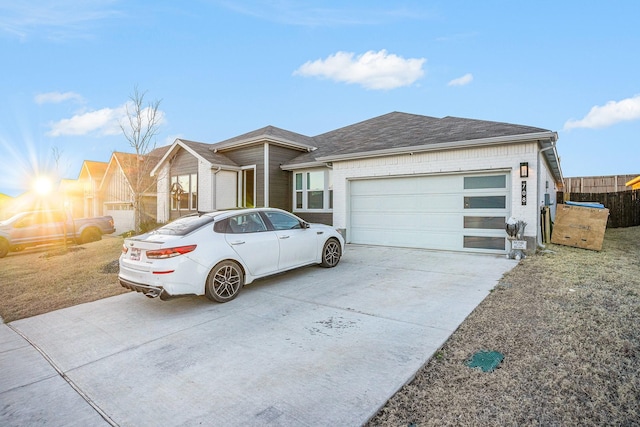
{"left": 101, "top": 259, "right": 120, "bottom": 274}
{"left": 368, "top": 226, "right": 640, "bottom": 426}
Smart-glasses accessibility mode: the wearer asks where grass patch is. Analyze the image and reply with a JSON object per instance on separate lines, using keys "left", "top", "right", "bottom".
{"left": 368, "top": 226, "right": 640, "bottom": 426}
{"left": 0, "top": 237, "right": 128, "bottom": 322}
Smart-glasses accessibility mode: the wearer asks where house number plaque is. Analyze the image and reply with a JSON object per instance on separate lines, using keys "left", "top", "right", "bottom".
{"left": 521, "top": 181, "right": 527, "bottom": 205}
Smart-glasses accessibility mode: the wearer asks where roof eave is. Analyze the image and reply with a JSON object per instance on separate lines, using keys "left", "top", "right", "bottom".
{"left": 280, "top": 161, "right": 328, "bottom": 171}
{"left": 212, "top": 136, "right": 316, "bottom": 153}
{"left": 314, "top": 131, "right": 558, "bottom": 163}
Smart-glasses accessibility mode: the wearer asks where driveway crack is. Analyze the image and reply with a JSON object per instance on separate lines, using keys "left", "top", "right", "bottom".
{"left": 6, "top": 323, "right": 119, "bottom": 427}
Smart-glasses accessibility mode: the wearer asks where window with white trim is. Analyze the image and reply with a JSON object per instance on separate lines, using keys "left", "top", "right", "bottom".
{"left": 170, "top": 173, "right": 197, "bottom": 211}
{"left": 294, "top": 170, "right": 333, "bottom": 211}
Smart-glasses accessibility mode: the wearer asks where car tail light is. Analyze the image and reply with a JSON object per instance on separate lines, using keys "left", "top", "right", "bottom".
{"left": 146, "top": 245, "right": 197, "bottom": 259}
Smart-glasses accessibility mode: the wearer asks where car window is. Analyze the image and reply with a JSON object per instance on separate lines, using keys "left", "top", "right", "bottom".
{"left": 154, "top": 214, "right": 216, "bottom": 236}
{"left": 226, "top": 213, "right": 268, "bottom": 234}
{"left": 263, "top": 211, "right": 302, "bottom": 231}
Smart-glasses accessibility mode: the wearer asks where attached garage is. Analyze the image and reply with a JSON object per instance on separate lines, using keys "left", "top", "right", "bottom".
{"left": 349, "top": 173, "right": 510, "bottom": 253}
{"left": 104, "top": 204, "right": 134, "bottom": 234}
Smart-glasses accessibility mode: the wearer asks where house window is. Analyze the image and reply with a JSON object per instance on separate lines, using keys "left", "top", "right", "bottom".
{"left": 171, "top": 174, "right": 197, "bottom": 211}
{"left": 293, "top": 170, "right": 333, "bottom": 211}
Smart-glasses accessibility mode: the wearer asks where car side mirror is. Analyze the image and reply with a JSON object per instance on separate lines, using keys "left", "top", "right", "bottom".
{"left": 301, "top": 221, "right": 310, "bottom": 229}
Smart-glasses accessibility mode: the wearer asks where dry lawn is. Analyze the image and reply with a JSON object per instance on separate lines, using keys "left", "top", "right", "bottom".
{"left": 368, "top": 226, "right": 640, "bottom": 426}
{"left": 0, "top": 236, "right": 127, "bottom": 322}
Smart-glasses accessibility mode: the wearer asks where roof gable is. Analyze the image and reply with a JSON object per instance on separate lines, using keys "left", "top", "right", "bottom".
{"left": 212, "top": 125, "right": 316, "bottom": 152}
{"left": 150, "top": 139, "right": 239, "bottom": 176}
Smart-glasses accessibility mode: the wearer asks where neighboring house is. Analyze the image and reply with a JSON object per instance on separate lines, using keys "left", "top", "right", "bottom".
{"left": 153, "top": 112, "right": 563, "bottom": 254}
{"left": 76, "top": 160, "right": 108, "bottom": 218}
{"left": 625, "top": 175, "right": 640, "bottom": 190}
{"left": 58, "top": 178, "right": 84, "bottom": 218}
{"left": 100, "top": 147, "right": 169, "bottom": 233}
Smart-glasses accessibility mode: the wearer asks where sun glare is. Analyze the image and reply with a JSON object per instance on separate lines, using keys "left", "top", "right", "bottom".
{"left": 32, "top": 176, "right": 53, "bottom": 196}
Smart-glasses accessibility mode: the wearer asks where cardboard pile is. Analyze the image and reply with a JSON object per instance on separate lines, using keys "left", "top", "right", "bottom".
{"left": 551, "top": 203, "right": 610, "bottom": 251}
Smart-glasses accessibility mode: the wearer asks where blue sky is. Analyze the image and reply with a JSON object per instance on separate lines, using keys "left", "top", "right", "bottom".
{"left": 1, "top": 0, "right": 638, "bottom": 197}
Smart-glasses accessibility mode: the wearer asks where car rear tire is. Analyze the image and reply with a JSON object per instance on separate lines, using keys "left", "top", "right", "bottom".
{"left": 79, "top": 228, "right": 101, "bottom": 244}
{"left": 205, "top": 260, "right": 244, "bottom": 303}
{"left": 320, "top": 238, "right": 341, "bottom": 268}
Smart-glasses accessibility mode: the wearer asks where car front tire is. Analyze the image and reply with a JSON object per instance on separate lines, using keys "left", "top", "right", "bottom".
{"left": 0, "top": 239, "right": 9, "bottom": 258}
{"left": 205, "top": 260, "right": 244, "bottom": 303}
{"left": 320, "top": 238, "right": 341, "bottom": 268}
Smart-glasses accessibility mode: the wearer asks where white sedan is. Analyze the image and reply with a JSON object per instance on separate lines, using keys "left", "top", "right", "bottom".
{"left": 119, "top": 208, "right": 345, "bottom": 302}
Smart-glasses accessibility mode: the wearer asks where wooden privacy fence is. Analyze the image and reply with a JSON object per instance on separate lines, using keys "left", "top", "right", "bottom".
{"left": 557, "top": 189, "right": 640, "bottom": 228}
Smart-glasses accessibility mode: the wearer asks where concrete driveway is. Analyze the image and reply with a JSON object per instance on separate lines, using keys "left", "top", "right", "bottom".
{"left": 1, "top": 245, "right": 517, "bottom": 426}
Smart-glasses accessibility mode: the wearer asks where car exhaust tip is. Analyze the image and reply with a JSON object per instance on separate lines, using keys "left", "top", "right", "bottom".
{"left": 144, "top": 290, "right": 161, "bottom": 298}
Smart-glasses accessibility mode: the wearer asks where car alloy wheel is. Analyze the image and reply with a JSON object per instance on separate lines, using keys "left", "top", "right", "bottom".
{"left": 320, "top": 238, "right": 341, "bottom": 268}
{"left": 205, "top": 260, "right": 244, "bottom": 303}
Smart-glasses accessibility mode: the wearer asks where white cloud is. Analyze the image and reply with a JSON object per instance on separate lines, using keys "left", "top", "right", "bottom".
{"left": 294, "top": 50, "right": 426, "bottom": 90}
{"left": 0, "top": 1, "right": 119, "bottom": 41}
{"left": 35, "top": 91, "right": 84, "bottom": 104}
{"left": 448, "top": 73, "right": 473, "bottom": 87}
{"left": 564, "top": 95, "right": 640, "bottom": 130}
{"left": 46, "top": 103, "right": 165, "bottom": 137}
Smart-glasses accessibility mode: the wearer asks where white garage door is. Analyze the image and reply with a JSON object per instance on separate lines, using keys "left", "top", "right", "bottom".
{"left": 349, "top": 173, "right": 510, "bottom": 253}
{"left": 105, "top": 208, "right": 134, "bottom": 235}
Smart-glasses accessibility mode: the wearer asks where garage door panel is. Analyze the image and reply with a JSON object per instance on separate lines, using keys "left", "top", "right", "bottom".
{"left": 351, "top": 228, "right": 461, "bottom": 251}
{"left": 351, "top": 194, "right": 460, "bottom": 212}
{"left": 351, "top": 212, "right": 460, "bottom": 232}
{"left": 349, "top": 174, "right": 509, "bottom": 253}
{"left": 352, "top": 176, "right": 459, "bottom": 195}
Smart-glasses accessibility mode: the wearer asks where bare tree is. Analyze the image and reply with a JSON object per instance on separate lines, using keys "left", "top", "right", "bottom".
{"left": 119, "top": 85, "right": 163, "bottom": 233}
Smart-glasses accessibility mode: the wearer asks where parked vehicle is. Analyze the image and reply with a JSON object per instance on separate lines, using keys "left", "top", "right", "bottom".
{"left": 0, "top": 210, "right": 116, "bottom": 258}
{"left": 119, "top": 208, "right": 345, "bottom": 302}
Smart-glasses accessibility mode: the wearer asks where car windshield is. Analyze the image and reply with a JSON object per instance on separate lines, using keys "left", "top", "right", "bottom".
{"left": 0, "top": 213, "right": 26, "bottom": 225}
{"left": 153, "top": 214, "right": 216, "bottom": 236}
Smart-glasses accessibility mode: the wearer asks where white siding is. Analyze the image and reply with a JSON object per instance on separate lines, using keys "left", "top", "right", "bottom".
{"left": 198, "top": 162, "right": 214, "bottom": 211}
{"left": 156, "top": 163, "right": 170, "bottom": 223}
{"left": 215, "top": 170, "right": 238, "bottom": 209}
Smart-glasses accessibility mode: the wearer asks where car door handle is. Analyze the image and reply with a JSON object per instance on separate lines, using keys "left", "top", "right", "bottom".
{"left": 229, "top": 240, "right": 245, "bottom": 245}
{"left": 317, "top": 231, "right": 324, "bottom": 235}
{"left": 279, "top": 235, "right": 290, "bottom": 239}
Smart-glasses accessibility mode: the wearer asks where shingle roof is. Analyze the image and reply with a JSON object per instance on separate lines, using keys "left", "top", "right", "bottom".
{"left": 82, "top": 160, "right": 108, "bottom": 180}
{"left": 288, "top": 112, "right": 553, "bottom": 164}
{"left": 178, "top": 139, "right": 239, "bottom": 167}
{"left": 212, "top": 125, "right": 316, "bottom": 151}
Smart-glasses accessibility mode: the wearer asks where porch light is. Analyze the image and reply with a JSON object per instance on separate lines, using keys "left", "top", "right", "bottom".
{"left": 519, "top": 162, "right": 529, "bottom": 178}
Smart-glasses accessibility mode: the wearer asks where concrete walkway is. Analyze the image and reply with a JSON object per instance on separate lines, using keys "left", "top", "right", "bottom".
{"left": 1, "top": 245, "right": 517, "bottom": 426}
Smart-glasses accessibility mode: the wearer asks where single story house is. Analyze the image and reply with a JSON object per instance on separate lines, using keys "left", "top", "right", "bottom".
{"left": 152, "top": 112, "right": 563, "bottom": 254}
{"left": 100, "top": 147, "right": 169, "bottom": 233}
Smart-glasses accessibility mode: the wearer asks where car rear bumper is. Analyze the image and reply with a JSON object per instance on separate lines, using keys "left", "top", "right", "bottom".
{"left": 119, "top": 277, "right": 165, "bottom": 298}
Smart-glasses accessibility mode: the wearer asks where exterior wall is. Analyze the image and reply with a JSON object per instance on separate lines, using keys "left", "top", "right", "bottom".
{"left": 224, "top": 146, "right": 265, "bottom": 207}
{"left": 102, "top": 167, "right": 133, "bottom": 206}
{"left": 157, "top": 163, "right": 170, "bottom": 223}
{"left": 267, "top": 145, "right": 301, "bottom": 211}
{"left": 296, "top": 212, "right": 333, "bottom": 225}
{"left": 215, "top": 170, "right": 238, "bottom": 209}
{"left": 198, "top": 160, "right": 214, "bottom": 211}
{"left": 332, "top": 142, "right": 543, "bottom": 242}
